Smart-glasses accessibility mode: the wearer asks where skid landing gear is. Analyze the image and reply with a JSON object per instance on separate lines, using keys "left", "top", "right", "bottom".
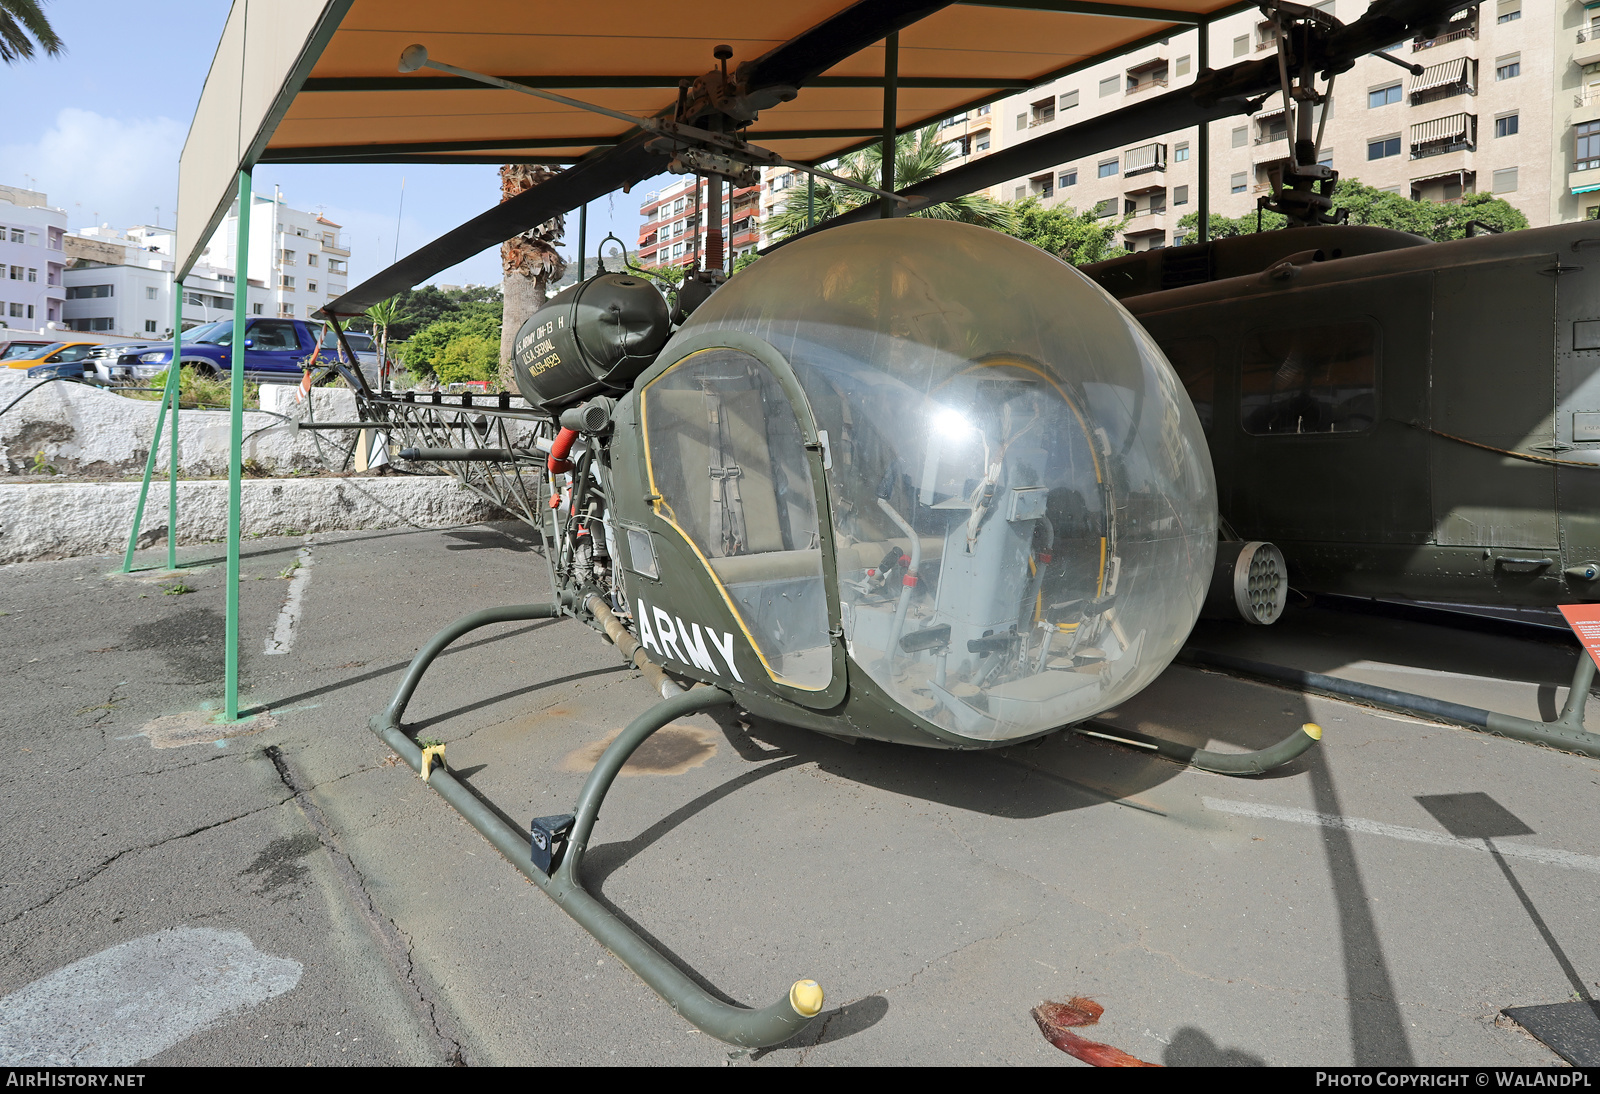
{"left": 369, "top": 602, "right": 824, "bottom": 1049}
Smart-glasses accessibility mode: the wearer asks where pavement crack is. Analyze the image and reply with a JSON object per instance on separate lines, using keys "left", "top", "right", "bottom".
{"left": 0, "top": 799, "right": 289, "bottom": 933}
{"left": 264, "top": 743, "right": 468, "bottom": 1066}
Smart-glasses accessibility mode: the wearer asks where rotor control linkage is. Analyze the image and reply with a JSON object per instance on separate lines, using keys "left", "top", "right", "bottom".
{"left": 1073, "top": 719, "right": 1323, "bottom": 776}
{"left": 370, "top": 601, "right": 825, "bottom": 1047}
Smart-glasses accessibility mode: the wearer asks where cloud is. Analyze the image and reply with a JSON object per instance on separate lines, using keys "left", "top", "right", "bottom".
{"left": 0, "top": 107, "right": 185, "bottom": 230}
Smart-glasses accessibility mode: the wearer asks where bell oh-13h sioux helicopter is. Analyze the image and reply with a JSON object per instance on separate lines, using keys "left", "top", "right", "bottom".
{"left": 258, "top": 0, "right": 1525, "bottom": 1047}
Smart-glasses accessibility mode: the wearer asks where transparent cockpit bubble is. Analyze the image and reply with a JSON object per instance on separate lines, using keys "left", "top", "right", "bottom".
{"left": 681, "top": 219, "right": 1216, "bottom": 741}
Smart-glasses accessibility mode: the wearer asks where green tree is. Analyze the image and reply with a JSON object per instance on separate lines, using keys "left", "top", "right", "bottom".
{"left": 1003, "top": 197, "right": 1128, "bottom": 265}
{"left": 363, "top": 297, "right": 401, "bottom": 367}
{"left": 386, "top": 284, "right": 501, "bottom": 341}
{"left": 764, "top": 126, "right": 1012, "bottom": 240}
{"left": 397, "top": 308, "right": 502, "bottom": 384}
{"left": 1176, "top": 178, "right": 1529, "bottom": 243}
{"left": 0, "top": 0, "right": 63, "bottom": 64}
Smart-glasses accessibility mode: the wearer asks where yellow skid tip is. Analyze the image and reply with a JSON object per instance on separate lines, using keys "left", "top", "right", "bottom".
{"left": 1302, "top": 722, "right": 1323, "bottom": 741}
{"left": 790, "top": 979, "right": 824, "bottom": 1018}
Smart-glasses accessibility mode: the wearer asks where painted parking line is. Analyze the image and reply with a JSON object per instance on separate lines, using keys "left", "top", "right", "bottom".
{"left": 1203, "top": 797, "right": 1600, "bottom": 874}
{"left": 0, "top": 927, "right": 302, "bottom": 1065}
{"left": 264, "top": 539, "right": 314, "bottom": 655}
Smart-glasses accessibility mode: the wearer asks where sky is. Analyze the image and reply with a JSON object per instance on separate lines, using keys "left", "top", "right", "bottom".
{"left": 0, "top": 1, "right": 673, "bottom": 289}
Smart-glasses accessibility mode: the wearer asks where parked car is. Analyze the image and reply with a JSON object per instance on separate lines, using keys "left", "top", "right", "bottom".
{"left": 26, "top": 359, "right": 96, "bottom": 382}
{"left": 119, "top": 318, "right": 382, "bottom": 388}
{"left": 3, "top": 341, "right": 98, "bottom": 373}
{"left": 0, "top": 338, "right": 57, "bottom": 364}
{"left": 86, "top": 341, "right": 166, "bottom": 384}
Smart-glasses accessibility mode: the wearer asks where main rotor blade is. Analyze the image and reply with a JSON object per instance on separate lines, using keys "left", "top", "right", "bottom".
{"left": 772, "top": 87, "right": 1253, "bottom": 243}
{"left": 742, "top": 0, "right": 957, "bottom": 93}
{"left": 320, "top": 131, "right": 664, "bottom": 317}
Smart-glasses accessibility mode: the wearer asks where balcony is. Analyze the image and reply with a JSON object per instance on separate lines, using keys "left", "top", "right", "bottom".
{"left": 321, "top": 243, "right": 350, "bottom": 257}
{"left": 1577, "top": 86, "right": 1600, "bottom": 125}
{"left": 1573, "top": 166, "right": 1600, "bottom": 196}
{"left": 1413, "top": 13, "right": 1476, "bottom": 51}
{"left": 1576, "top": 26, "right": 1600, "bottom": 69}
{"left": 1411, "top": 112, "right": 1476, "bottom": 158}
{"left": 1125, "top": 75, "right": 1168, "bottom": 95}
{"left": 1123, "top": 142, "right": 1167, "bottom": 177}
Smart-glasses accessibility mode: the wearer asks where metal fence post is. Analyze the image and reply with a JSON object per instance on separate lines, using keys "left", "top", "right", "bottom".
{"left": 225, "top": 170, "right": 251, "bottom": 721}
{"left": 168, "top": 278, "right": 182, "bottom": 571}
{"left": 120, "top": 375, "right": 172, "bottom": 573}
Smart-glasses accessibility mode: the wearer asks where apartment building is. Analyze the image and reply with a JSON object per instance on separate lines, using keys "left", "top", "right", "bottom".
{"left": 0, "top": 184, "right": 67, "bottom": 331}
{"left": 61, "top": 224, "right": 267, "bottom": 338}
{"left": 637, "top": 175, "right": 761, "bottom": 269}
{"left": 217, "top": 191, "right": 351, "bottom": 319}
{"left": 990, "top": 0, "right": 1600, "bottom": 251}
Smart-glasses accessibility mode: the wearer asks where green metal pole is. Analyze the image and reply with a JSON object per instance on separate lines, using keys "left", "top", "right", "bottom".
{"left": 1196, "top": 19, "right": 1210, "bottom": 244}
{"left": 167, "top": 278, "right": 182, "bottom": 571}
{"left": 880, "top": 32, "right": 898, "bottom": 220}
{"left": 225, "top": 170, "right": 251, "bottom": 721}
{"left": 120, "top": 376, "right": 171, "bottom": 573}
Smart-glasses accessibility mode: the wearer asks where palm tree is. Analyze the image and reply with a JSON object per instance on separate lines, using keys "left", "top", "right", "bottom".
{"left": 765, "top": 125, "right": 1012, "bottom": 240}
{"left": 0, "top": 0, "right": 63, "bottom": 65}
{"left": 497, "top": 165, "right": 566, "bottom": 391}
{"left": 364, "top": 297, "right": 402, "bottom": 386}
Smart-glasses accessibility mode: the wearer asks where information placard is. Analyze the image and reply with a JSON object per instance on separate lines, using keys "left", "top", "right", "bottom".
{"left": 1557, "top": 603, "right": 1600, "bottom": 669}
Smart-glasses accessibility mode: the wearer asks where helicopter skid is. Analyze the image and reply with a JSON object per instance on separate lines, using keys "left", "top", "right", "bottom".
{"left": 369, "top": 605, "right": 823, "bottom": 1048}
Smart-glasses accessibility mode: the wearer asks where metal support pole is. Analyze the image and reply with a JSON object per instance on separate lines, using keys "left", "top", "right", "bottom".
{"left": 225, "top": 170, "right": 251, "bottom": 721}
{"left": 880, "top": 32, "right": 898, "bottom": 220}
{"left": 120, "top": 375, "right": 172, "bottom": 573}
{"left": 577, "top": 202, "right": 587, "bottom": 280}
{"left": 1196, "top": 20, "right": 1211, "bottom": 243}
{"left": 807, "top": 171, "right": 816, "bottom": 229}
{"left": 168, "top": 278, "right": 182, "bottom": 571}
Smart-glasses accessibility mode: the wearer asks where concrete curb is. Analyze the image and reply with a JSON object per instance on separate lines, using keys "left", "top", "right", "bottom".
{"left": 0, "top": 476, "right": 497, "bottom": 565}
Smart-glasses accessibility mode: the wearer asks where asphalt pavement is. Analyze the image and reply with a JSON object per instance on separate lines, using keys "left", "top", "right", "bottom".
{"left": 1, "top": 523, "right": 1595, "bottom": 1066}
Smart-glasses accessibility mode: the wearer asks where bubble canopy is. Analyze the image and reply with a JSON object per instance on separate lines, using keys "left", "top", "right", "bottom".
{"left": 667, "top": 219, "right": 1216, "bottom": 742}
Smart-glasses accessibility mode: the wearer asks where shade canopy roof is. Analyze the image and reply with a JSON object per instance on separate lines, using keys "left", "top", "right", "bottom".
{"left": 175, "top": 0, "right": 1254, "bottom": 279}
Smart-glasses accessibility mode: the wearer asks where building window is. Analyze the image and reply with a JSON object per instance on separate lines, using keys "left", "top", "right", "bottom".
{"left": 976, "top": 104, "right": 990, "bottom": 115}
{"left": 1059, "top": 90, "right": 1079, "bottom": 110}
{"left": 1059, "top": 170, "right": 1077, "bottom": 188}
{"left": 1174, "top": 185, "right": 1190, "bottom": 205}
{"left": 1098, "top": 75, "right": 1119, "bottom": 97}
{"left": 7, "top": 303, "right": 20, "bottom": 317}
{"left": 7, "top": 228, "right": 21, "bottom": 243}
{"left": 65, "top": 283, "right": 113, "bottom": 298}
{"left": 25, "top": 305, "right": 33, "bottom": 319}
{"left": 1015, "top": 112, "right": 1027, "bottom": 130}
{"left": 1496, "top": 0, "right": 1519, "bottom": 22}
{"left": 1495, "top": 54, "right": 1520, "bottom": 81}
{"left": 280, "top": 249, "right": 295, "bottom": 265}
{"left": 1175, "top": 55, "right": 1191, "bottom": 77}
{"left": 308, "top": 254, "right": 319, "bottom": 267}
{"left": 1232, "top": 126, "right": 1247, "bottom": 148}
{"left": 1368, "top": 136, "right": 1402, "bottom": 159}
{"left": 1230, "top": 172, "right": 1247, "bottom": 193}
{"left": 281, "top": 275, "right": 296, "bottom": 290}
{"left": 1578, "top": 122, "right": 1600, "bottom": 171}
{"left": 1495, "top": 113, "right": 1518, "bottom": 138}
{"left": 1098, "top": 158, "right": 1119, "bottom": 178}
{"left": 1240, "top": 322, "right": 1377, "bottom": 436}
{"left": 8, "top": 265, "right": 20, "bottom": 280}
{"left": 26, "top": 268, "right": 36, "bottom": 282}
{"left": 307, "top": 281, "right": 318, "bottom": 294}
{"left": 1095, "top": 198, "right": 1118, "bottom": 218}
{"left": 1031, "top": 174, "right": 1054, "bottom": 198}
{"left": 1174, "top": 141, "right": 1190, "bottom": 161}
{"left": 253, "top": 303, "right": 264, "bottom": 315}
{"left": 1369, "top": 83, "right": 1402, "bottom": 108}
{"left": 146, "top": 286, "right": 158, "bottom": 300}
{"left": 1014, "top": 185, "right": 1027, "bottom": 200}
{"left": 1233, "top": 35, "right": 1248, "bottom": 57}
{"left": 1492, "top": 166, "right": 1518, "bottom": 192}
{"left": 145, "top": 320, "right": 157, "bottom": 333}
{"left": 974, "top": 129, "right": 990, "bottom": 151}
{"left": 26, "top": 232, "right": 37, "bottom": 246}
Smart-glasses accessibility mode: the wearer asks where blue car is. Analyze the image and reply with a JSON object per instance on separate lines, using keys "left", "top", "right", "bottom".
{"left": 26, "top": 359, "right": 95, "bottom": 382}
{"left": 112, "top": 318, "right": 380, "bottom": 386}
